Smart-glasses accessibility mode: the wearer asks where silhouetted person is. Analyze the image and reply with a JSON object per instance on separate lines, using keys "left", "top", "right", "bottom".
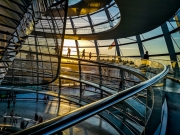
{"left": 47, "top": 95, "right": 49, "bottom": 101}
{"left": 38, "top": 116, "right": 43, "bottom": 123}
{"left": 13, "top": 100, "right": 15, "bottom": 107}
{"left": 143, "top": 51, "right": 149, "bottom": 60}
{"left": 13, "top": 94, "right": 16, "bottom": 106}
{"left": 67, "top": 47, "right": 71, "bottom": 57}
{"left": 3, "top": 111, "right": 7, "bottom": 124}
{"left": 82, "top": 49, "right": 85, "bottom": 59}
{"left": 119, "top": 81, "right": 123, "bottom": 91}
{"left": 14, "top": 114, "right": 18, "bottom": 124}
{"left": 7, "top": 99, "right": 11, "bottom": 108}
{"left": 10, "top": 110, "right": 14, "bottom": 124}
{"left": 20, "top": 120, "right": 25, "bottom": 129}
{"left": 10, "top": 110, "right": 14, "bottom": 117}
{"left": 55, "top": 46, "right": 61, "bottom": 54}
{"left": 34, "top": 113, "right": 38, "bottom": 121}
{"left": 89, "top": 52, "right": 92, "bottom": 60}
{"left": 43, "top": 95, "right": 47, "bottom": 103}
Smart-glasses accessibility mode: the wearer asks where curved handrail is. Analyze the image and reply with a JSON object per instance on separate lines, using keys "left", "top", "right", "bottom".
{"left": 12, "top": 63, "right": 169, "bottom": 135}
{"left": 4, "top": 49, "right": 165, "bottom": 85}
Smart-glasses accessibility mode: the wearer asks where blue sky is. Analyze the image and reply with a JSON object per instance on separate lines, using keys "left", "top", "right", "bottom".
{"left": 63, "top": 2, "right": 180, "bottom": 61}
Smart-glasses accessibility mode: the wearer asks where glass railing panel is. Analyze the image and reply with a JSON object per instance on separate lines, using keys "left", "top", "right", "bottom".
{"left": 4, "top": 46, "right": 168, "bottom": 135}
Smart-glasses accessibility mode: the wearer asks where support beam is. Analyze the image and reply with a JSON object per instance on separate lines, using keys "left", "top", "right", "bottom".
{"left": 161, "top": 23, "right": 177, "bottom": 62}
{"left": 34, "top": 31, "right": 39, "bottom": 102}
{"left": 104, "top": 6, "right": 121, "bottom": 59}
{"left": 51, "top": 17, "right": 62, "bottom": 112}
{"left": 104, "top": 6, "right": 113, "bottom": 28}
{"left": 87, "top": 14, "right": 103, "bottom": 98}
{"left": 136, "top": 35, "right": 144, "bottom": 58}
{"left": 57, "top": 77, "right": 61, "bottom": 115}
{"left": 114, "top": 39, "right": 121, "bottom": 58}
{"left": 105, "top": 6, "right": 124, "bottom": 92}
{"left": 70, "top": 17, "right": 83, "bottom": 100}
{"left": 120, "top": 70, "right": 125, "bottom": 90}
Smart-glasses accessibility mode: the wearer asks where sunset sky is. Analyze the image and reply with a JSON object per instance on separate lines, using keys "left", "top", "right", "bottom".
{"left": 62, "top": 2, "right": 180, "bottom": 61}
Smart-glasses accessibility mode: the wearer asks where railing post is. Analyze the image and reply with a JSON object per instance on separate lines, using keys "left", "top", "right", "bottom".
{"left": 162, "top": 66, "right": 169, "bottom": 101}
{"left": 69, "top": 17, "right": 82, "bottom": 101}
{"left": 120, "top": 70, "right": 125, "bottom": 90}
{"left": 57, "top": 76, "right": 61, "bottom": 115}
{"left": 87, "top": 14, "right": 103, "bottom": 98}
{"left": 123, "top": 102, "right": 126, "bottom": 122}
{"left": 34, "top": 30, "right": 39, "bottom": 102}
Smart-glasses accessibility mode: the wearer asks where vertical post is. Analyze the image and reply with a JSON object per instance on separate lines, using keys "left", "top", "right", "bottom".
{"left": 162, "top": 23, "right": 179, "bottom": 77}
{"left": 69, "top": 127, "right": 73, "bottom": 135}
{"left": 87, "top": 14, "right": 103, "bottom": 98}
{"left": 70, "top": 17, "right": 82, "bottom": 101}
{"left": 105, "top": 6, "right": 123, "bottom": 90}
{"left": 161, "top": 23, "right": 178, "bottom": 64}
{"left": 123, "top": 102, "right": 126, "bottom": 122}
{"left": 120, "top": 70, "right": 125, "bottom": 90}
{"left": 104, "top": 6, "right": 113, "bottom": 28}
{"left": 104, "top": 6, "right": 121, "bottom": 59}
{"left": 162, "top": 65, "right": 169, "bottom": 102}
{"left": 34, "top": 32, "right": 39, "bottom": 102}
{"left": 51, "top": 17, "right": 62, "bottom": 113}
{"left": 136, "top": 35, "right": 144, "bottom": 58}
{"left": 114, "top": 39, "right": 120, "bottom": 56}
{"left": 75, "top": 41, "right": 83, "bottom": 101}
{"left": 57, "top": 77, "right": 61, "bottom": 115}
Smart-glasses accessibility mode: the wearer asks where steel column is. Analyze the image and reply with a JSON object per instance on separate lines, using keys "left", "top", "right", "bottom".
{"left": 161, "top": 23, "right": 178, "bottom": 63}
{"left": 70, "top": 17, "right": 82, "bottom": 100}
{"left": 57, "top": 77, "right": 61, "bottom": 115}
{"left": 105, "top": 6, "right": 123, "bottom": 92}
{"left": 51, "top": 17, "right": 62, "bottom": 112}
{"left": 104, "top": 6, "right": 121, "bottom": 58}
{"left": 114, "top": 39, "right": 121, "bottom": 59}
{"left": 34, "top": 30, "right": 39, "bottom": 102}
{"left": 136, "top": 35, "right": 144, "bottom": 58}
{"left": 120, "top": 70, "right": 125, "bottom": 90}
{"left": 87, "top": 14, "right": 103, "bottom": 98}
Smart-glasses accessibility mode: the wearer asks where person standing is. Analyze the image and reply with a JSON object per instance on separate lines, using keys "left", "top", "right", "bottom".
{"left": 14, "top": 114, "right": 18, "bottom": 125}
{"left": 7, "top": 98, "right": 11, "bottom": 108}
{"left": 143, "top": 51, "right": 149, "bottom": 66}
{"left": 13, "top": 94, "right": 16, "bottom": 107}
{"left": 43, "top": 95, "right": 47, "bottom": 103}
{"left": 38, "top": 116, "right": 43, "bottom": 123}
{"left": 55, "top": 46, "right": 61, "bottom": 54}
{"left": 20, "top": 120, "right": 25, "bottom": 129}
{"left": 47, "top": 95, "right": 49, "bottom": 101}
{"left": 119, "top": 81, "right": 123, "bottom": 91}
{"left": 82, "top": 49, "right": 85, "bottom": 59}
{"left": 89, "top": 52, "right": 92, "bottom": 60}
{"left": 143, "top": 51, "right": 149, "bottom": 60}
{"left": 34, "top": 113, "right": 38, "bottom": 121}
{"left": 10, "top": 110, "right": 14, "bottom": 124}
{"left": 3, "top": 111, "right": 7, "bottom": 124}
{"left": 67, "top": 47, "right": 71, "bottom": 57}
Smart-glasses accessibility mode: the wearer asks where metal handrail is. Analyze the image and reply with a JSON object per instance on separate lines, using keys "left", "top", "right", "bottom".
{"left": 12, "top": 64, "right": 169, "bottom": 135}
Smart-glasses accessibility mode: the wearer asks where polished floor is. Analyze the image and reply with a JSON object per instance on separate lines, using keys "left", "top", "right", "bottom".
{"left": 164, "top": 77, "right": 180, "bottom": 135}
{"left": 0, "top": 94, "right": 119, "bottom": 135}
